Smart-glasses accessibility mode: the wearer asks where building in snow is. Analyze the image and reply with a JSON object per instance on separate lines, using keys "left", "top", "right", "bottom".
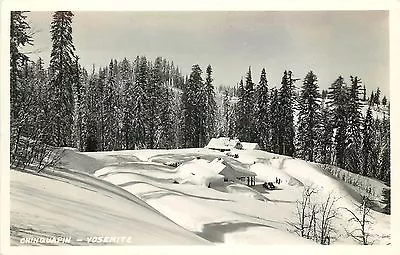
{"left": 175, "top": 157, "right": 257, "bottom": 187}
{"left": 241, "top": 142, "right": 260, "bottom": 150}
{"left": 205, "top": 137, "right": 242, "bottom": 152}
{"left": 205, "top": 137, "right": 260, "bottom": 152}
{"left": 212, "top": 158, "right": 257, "bottom": 186}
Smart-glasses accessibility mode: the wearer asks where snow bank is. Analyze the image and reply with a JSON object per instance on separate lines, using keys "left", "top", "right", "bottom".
{"left": 82, "top": 150, "right": 142, "bottom": 165}
{"left": 250, "top": 162, "right": 301, "bottom": 186}
{"left": 10, "top": 169, "right": 209, "bottom": 245}
{"left": 225, "top": 183, "right": 268, "bottom": 202}
{"left": 175, "top": 159, "right": 225, "bottom": 187}
{"left": 58, "top": 148, "right": 105, "bottom": 173}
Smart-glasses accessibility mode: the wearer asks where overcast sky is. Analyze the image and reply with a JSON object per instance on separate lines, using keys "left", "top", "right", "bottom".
{"left": 25, "top": 11, "right": 389, "bottom": 97}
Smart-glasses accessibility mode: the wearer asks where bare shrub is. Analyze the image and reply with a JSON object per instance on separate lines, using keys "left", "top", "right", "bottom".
{"left": 342, "top": 196, "right": 375, "bottom": 245}
{"left": 287, "top": 186, "right": 340, "bottom": 245}
{"left": 318, "top": 192, "right": 340, "bottom": 244}
{"left": 287, "top": 185, "right": 319, "bottom": 239}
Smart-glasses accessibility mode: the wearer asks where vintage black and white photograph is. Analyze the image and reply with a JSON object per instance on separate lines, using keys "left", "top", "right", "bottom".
{"left": 4, "top": 6, "right": 393, "bottom": 248}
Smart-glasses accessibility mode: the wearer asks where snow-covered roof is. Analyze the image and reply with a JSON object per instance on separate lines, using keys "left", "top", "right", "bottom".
{"left": 210, "top": 158, "right": 257, "bottom": 177}
{"left": 175, "top": 158, "right": 256, "bottom": 186}
{"left": 206, "top": 137, "right": 241, "bottom": 150}
{"left": 241, "top": 142, "right": 260, "bottom": 150}
{"left": 175, "top": 158, "right": 225, "bottom": 186}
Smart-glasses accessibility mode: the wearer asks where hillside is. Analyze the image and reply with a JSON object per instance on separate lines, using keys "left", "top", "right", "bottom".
{"left": 10, "top": 147, "right": 390, "bottom": 245}
{"left": 10, "top": 157, "right": 209, "bottom": 245}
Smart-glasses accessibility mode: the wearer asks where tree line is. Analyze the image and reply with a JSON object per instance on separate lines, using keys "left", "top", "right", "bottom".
{"left": 10, "top": 11, "right": 217, "bottom": 170}
{"left": 10, "top": 11, "right": 390, "bottom": 187}
{"left": 220, "top": 68, "right": 390, "bottom": 184}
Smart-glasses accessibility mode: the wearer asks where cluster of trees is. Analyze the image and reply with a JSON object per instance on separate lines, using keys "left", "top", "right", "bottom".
{"left": 74, "top": 55, "right": 189, "bottom": 152}
{"left": 220, "top": 68, "right": 390, "bottom": 184}
{"left": 10, "top": 11, "right": 218, "bottom": 170}
{"left": 182, "top": 64, "right": 217, "bottom": 148}
{"left": 10, "top": 11, "right": 68, "bottom": 170}
{"left": 73, "top": 59, "right": 216, "bottom": 152}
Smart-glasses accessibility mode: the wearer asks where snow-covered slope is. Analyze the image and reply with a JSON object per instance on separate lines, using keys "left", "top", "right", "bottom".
{"left": 89, "top": 148, "right": 389, "bottom": 245}
{"left": 10, "top": 163, "right": 209, "bottom": 245}
{"left": 11, "top": 147, "right": 390, "bottom": 245}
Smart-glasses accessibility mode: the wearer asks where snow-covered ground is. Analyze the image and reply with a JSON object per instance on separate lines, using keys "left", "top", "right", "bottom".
{"left": 10, "top": 147, "right": 390, "bottom": 245}
{"left": 10, "top": 161, "right": 209, "bottom": 245}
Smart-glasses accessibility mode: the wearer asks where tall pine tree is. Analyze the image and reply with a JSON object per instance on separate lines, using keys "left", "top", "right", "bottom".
{"left": 327, "top": 76, "right": 348, "bottom": 169}
{"left": 269, "top": 88, "right": 280, "bottom": 154}
{"left": 10, "top": 11, "right": 33, "bottom": 121}
{"left": 361, "top": 106, "right": 374, "bottom": 176}
{"left": 255, "top": 68, "right": 269, "bottom": 150}
{"left": 344, "top": 76, "right": 362, "bottom": 173}
{"left": 182, "top": 64, "right": 204, "bottom": 148}
{"left": 48, "top": 11, "right": 77, "bottom": 146}
{"left": 296, "top": 71, "right": 321, "bottom": 162}
{"left": 204, "top": 65, "right": 217, "bottom": 144}
{"left": 318, "top": 104, "right": 334, "bottom": 164}
{"left": 147, "top": 57, "right": 163, "bottom": 149}
{"left": 278, "top": 71, "right": 295, "bottom": 156}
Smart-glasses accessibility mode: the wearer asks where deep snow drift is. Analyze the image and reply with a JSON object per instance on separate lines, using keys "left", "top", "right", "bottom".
{"left": 10, "top": 161, "right": 209, "bottom": 245}
{"left": 10, "top": 147, "right": 390, "bottom": 245}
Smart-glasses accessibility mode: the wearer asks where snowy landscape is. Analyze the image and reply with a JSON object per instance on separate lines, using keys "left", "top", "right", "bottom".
{"left": 8, "top": 11, "right": 391, "bottom": 247}
{"left": 11, "top": 135, "right": 390, "bottom": 245}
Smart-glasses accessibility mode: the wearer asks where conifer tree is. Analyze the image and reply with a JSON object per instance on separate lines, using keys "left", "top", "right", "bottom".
{"left": 71, "top": 56, "right": 84, "bottom": 151}
{"left": 157, "top": 87, "right": 175, "bottom": 149}
{"left": 222, "top": 90, "right": 231, "bottom": 137}
{"left": 255, "top": 68, "right": 269, "bottom": 150}
{"left": 278, "top": 71, "right": 295, "bottom": 156}
{"left": 362, "top": 84, "right": 366, "bottom": 102}
{"left": 269, "top": 88, "right": 280, "bottom": 154}
{"left": 96, "top": 67, "right": 107, "bottom": 150}
{"left": 204, "top": 65, "right": 217, "bottom": 143}
{"left": 370, "top": 117, "right": 382, "bottom": 179}
{"left": 131, "top": 56, "right": 148, "bottom": 149}
{"left": 382, "top": 96, "right": 387, "bottom": 106}
{"left": 120, "top": 58, "right": 134, "bottom": 149}
{"left": 182, "top": 64, "right": 204, "bottom": 148}
{"left": 327, "top": 76, "right": 348, "bottom": 169}
{"left": 318, "top": 104, "right": 334, "bottom": 164}
{"left": 48, "top": 11, "right": 77, "bottom": 146}
{"left": 10, "top": 11, "right": 33, "bottom": 121}
{"left": 228, "top": 102, "right": 238, "bottom": 139}
{"left": 243, "top": 67, "right": 257, "bottom": 142}
{"left": 147, "top": 57, "right": 163, "bottom": 149}
{"left": 361, "top": 106, "right": 374, "bottom": 176}
{"left": 85, "top": 70, "right": 99, "bottom": 151}
{"left": 78, "top": 65, "right": 89, "bottom": 151}
{"left": 374, "top": 87, "right": 381, "bottom": 105}
{"left": 344, "top": 76, "right": 362, "bottom": 173}
{"left": 369, "top": 91, "right": 375, "bottom": 106}
{"left": 379, "top": 115, "right": 390, "bottom": 183}
{"left": 102, "top": 59, "right": 119, "bottom": 150}
{"left": 10, "top": 12, "right": 35, "bottom": 167}
{"left": 296, "top": 71, "right": 321, "bottom": 162}
{"left": 235, "top": 79, "right": 245, "bottom": 140}
{"left": 321, "top": 89, "right": 328, "bottom": 100}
